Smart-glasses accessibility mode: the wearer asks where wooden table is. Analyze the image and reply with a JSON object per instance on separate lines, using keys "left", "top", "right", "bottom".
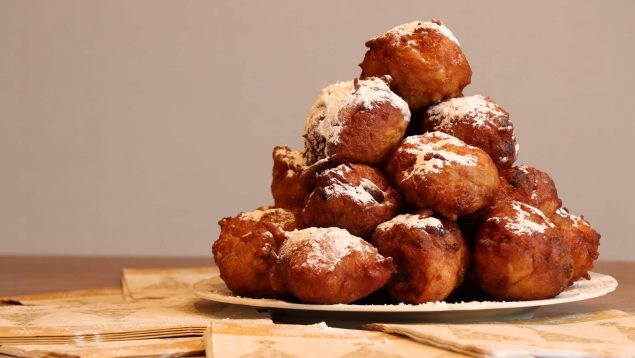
{"left": 0, "top": 256, "right": 211, "bottom": 296}
{"left": 1, "top": 257, "right": 632, "bottom": 316}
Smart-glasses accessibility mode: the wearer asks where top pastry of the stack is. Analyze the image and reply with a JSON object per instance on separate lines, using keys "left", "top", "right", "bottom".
{"left": 212, "top": 19, "right": 600, "bottom": 305}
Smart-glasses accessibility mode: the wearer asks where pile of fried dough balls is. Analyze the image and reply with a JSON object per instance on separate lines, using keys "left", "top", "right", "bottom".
{"left": 213, "top": 19, "right": 600, "bottom": 304}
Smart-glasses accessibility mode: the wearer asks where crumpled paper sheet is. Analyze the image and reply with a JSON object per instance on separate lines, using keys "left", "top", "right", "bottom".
{"left": 204, "top": 320, "right": 466, "bottom": 358}
{"left": 0, "top": 295, "right": 269, "bottom": 344}
{"left": 0, "top": 336, "right": 204, "bottom": 358}
{"left": 366, "top": 310, "right": 635, "bottom": 357}
{"left": 121, "top": 267, "right": 218, "bottom": 300}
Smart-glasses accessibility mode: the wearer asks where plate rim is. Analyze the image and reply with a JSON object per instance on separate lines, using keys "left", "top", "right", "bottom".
{"left": 192, "top": 271, "right": 617, "bottom": 313}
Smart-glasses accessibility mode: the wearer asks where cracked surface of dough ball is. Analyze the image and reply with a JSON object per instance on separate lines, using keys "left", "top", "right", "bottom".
{"left": 386, "top": 132, "right": 499, "bottom": 220}
{"left": 212, "top": 208, "right": 302, "bottom": 298}
{"left": 269, "top": 227, "right": 395, "bottom": 304}
{"left": 302, "top": 163, "right": 402, "bottom": 238}
{"left": 423, "top": 95, "right": 518, "bottom": 168}
{"left": 498, "top": 165, "right": 562, "bottom": 217}
{"left": 371, "top": 211, "right": 469, "bottom": 303}
{"left": 360, "top": 19, "right": 471, "bottom": 112}
{"left": 303, "top": 77, "right": 410, "bottom": 165}
{"left": 271, "top": 145, "right": 331, "bottom": 210}
{"left": 551, "top": 207, "right": 601, "bottom": 284}
{"left": 473, "top": 200, "right": 573, "bottom": 300}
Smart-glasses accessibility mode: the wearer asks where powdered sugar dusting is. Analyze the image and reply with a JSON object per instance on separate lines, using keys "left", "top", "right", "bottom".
{"left": 426, "top": 95, "right": 508, "bottom": 130}
{"left": 323, "top": 182, "right": 376, "bottom": 205}
{"left": 491, "top": 201, "right": 555, "bottom": 235}
{"left": 274, "top": 147, "right": 305, "bottom": 178}
{"left": 274, "top": 147, "right": 304, "bottom": 167}
{"left": 304, "top": 77, "right": 410, "bottom": 160}
{"left": 555, "top": 207, "right": 587, "bottom": 229}
{"left": 320, "top": 165, "right": 380, "bottom": 205}
{"left": 401, "top": 133, "right": 477, "bottom": 179}
{"left": 376, "top": 214, "right": 443, "bottom": 232}
{"left": 279, "top": 227, "right": 372, "bottom": 272}
{"left": 382, "top": 20, "right": 460, "bottom": 46}
{"left": 516, "top": 165, "right": 530, "bottom": 175}
{"left": 239, "top": 208, "right": 288, "bottom": 222}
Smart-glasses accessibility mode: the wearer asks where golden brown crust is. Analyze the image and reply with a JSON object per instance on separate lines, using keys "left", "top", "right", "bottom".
{"left": 422, "top": 95, "right": 517, "bottom": 168}
{"left": 371, "top": 211, "right": 469, "bottom": 303}
{"left": 360, "top": 20, "right": 472, "bottom": 112}
{"left": 303, "top": 77, "right": 410, "bottom": 165}
{"left": 498, "top": 165, "right": 562, "bottom": 217}
{"left": 302, "top": 163, "right": 402, "bottom": 238}
{"left": 271, "top": 146, "right": 332, "bottom": 210}
{"left": 386, "top": 132, "right": 499, "bottom": 220}
{"left": 269, "top": 227, "right": 395, "bottom": 304}
{"left": 212, "top": 208, "right": 303, "bottom": 298}
{"left": 550, "top": 207, "right": 601, "bottom": 284}
{"left": 473, "top": 200, "right": 573, "bottom": 300}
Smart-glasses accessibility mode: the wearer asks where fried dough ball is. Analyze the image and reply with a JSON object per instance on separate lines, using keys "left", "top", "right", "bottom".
{"left": 303, "top": 76, "right": 410, "bottom": 165}
{"left": 423, "top": 95, "right": 518, "bottom": 168}
{"left": 473, "top": 200, "right": 573, "bottom": 300}
{"left": 551, "top": 207, "right": 600, "bottom": 284}
{"left": 360, "top": 19, "right": 472, "bottom": 112}
{"left": 371, "top": 211, "right": 469, "bottom": 303}
{"left": 269, "top": 227, "right": 395, "bottom": 304}
{"left": 498, "top": 165, "right": 562, "bottom": 217}
{"left": 212, "top": 207, "right": 302, "bottom": 298}
{"left": 271, "top": 146, "right": 332, "bottom": 210}
{"left": 302, "top": 163, "right": 402, "bottom": 238}
{"left": 386, "top": 132, "right": 499, "bottom": 220}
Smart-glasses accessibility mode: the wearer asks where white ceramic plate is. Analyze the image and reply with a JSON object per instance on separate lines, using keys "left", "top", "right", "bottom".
{"left": 193, "top": 272, "right": 617, "bottom": 323}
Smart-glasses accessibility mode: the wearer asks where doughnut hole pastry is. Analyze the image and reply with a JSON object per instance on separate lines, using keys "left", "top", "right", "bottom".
{"left": 386, "top": 132, "right": 499, "bottom": 220}
{"left": 498, "top": 165, "right": 562, "bottom": 217}
{"left": 271, "top": 145, "right": 332, "bottom": 210}
{"left": 371, "top": 211, "right": 469, "bottom": 304}
{"left": 303, "top": 76, "right": 410, "bottom": 165}
{"left": 360, "top": 19, "right": 471, "bottom": 112}
{"left": 302, "top": 163, "right": 402, "bottom": 238}
{"left": 551, "top": 207, "right": 600, "bottom": 284}
{"left": 269, "top": 227, "right": 395, "bottom": 304}
{"left": 212, "top": 208, "right": 303, "bottom": 298}
{"left": 423, "top": 95, "right": 518, "bottom": 168}
{"left": 473, "top": 201, "right": 573, "bottom": 300}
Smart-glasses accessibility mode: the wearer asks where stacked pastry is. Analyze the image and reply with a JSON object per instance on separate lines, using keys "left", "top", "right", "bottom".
{"left": 212, "top": 19, "right": 600, "bottom": 304}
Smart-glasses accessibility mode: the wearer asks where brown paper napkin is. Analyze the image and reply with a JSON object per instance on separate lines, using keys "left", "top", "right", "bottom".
{"left": 204, "top": 320, "right": 466, "bottom": 357}
{"left": 366, "top": 310, "right": 635, "bottom": 357}
{"left": 122, "top": 267, "right": 218, "bottom": 300}
{"left": 0, "top": 337, "right": 204, "bottom": 358}
{"left": 0, "top": 295, "right": 269, "bottom": 344}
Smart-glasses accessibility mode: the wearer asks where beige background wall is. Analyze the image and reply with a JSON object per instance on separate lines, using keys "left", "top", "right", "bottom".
{"left": 0, "top": 1, "right": 633, "bottom": 259}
